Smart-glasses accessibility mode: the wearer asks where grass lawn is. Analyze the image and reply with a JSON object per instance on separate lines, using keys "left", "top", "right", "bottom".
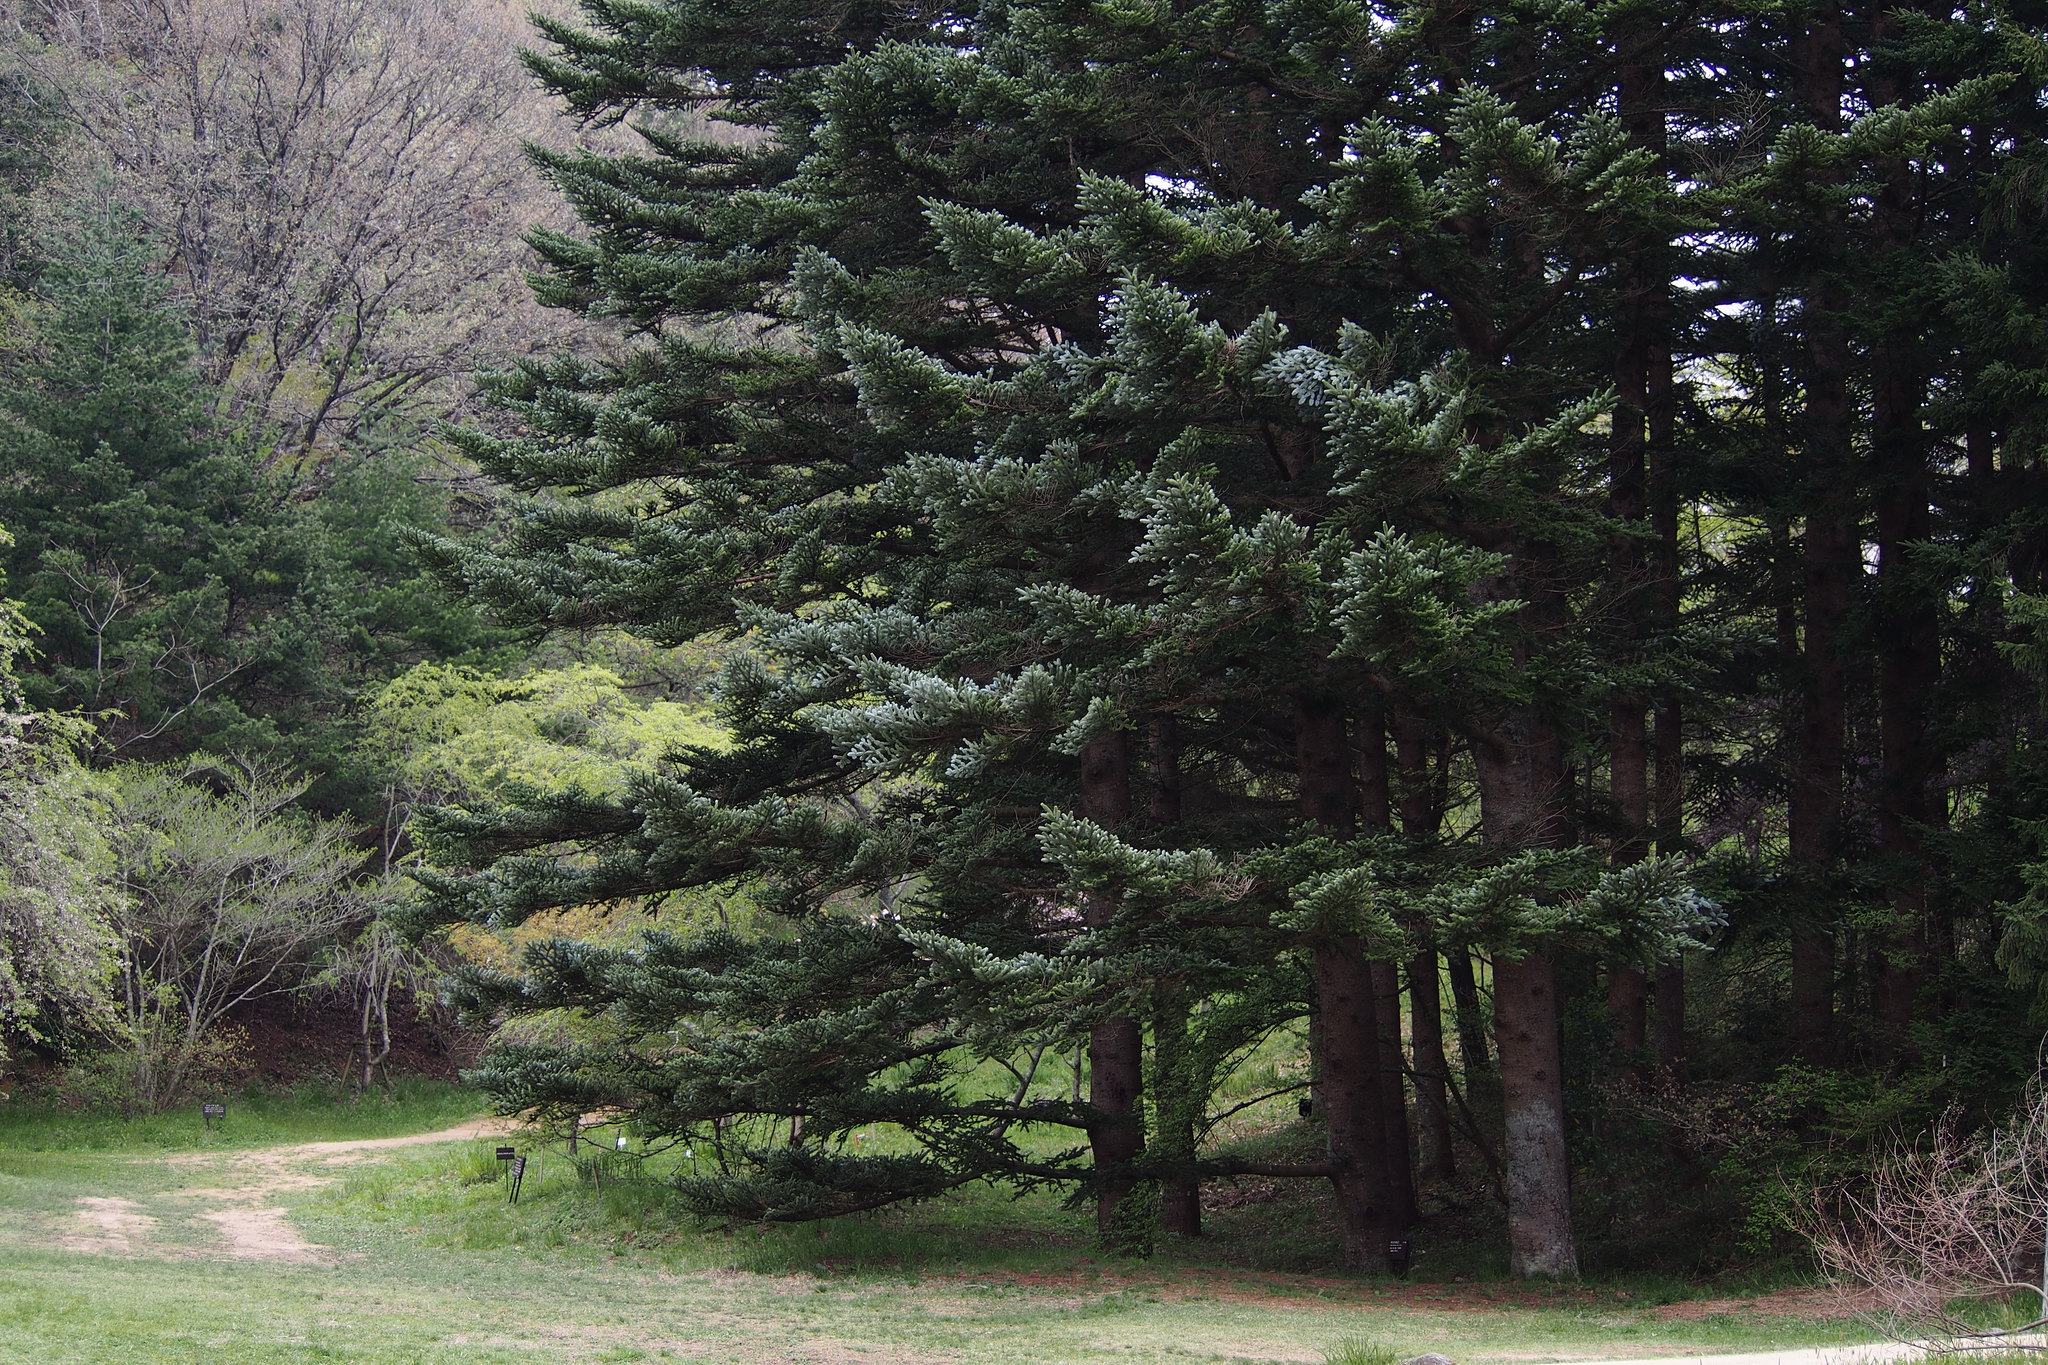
{"left": 0, "top": 1093, "right": 1877, "bottom": 1365}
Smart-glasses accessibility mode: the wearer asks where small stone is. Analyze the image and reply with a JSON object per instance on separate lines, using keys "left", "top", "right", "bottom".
{"left": 1399, "top": 1354, "right": 1457, "bottom": 1365}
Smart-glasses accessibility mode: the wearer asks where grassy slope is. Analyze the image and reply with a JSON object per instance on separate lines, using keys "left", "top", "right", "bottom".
{"left": 0, "top": 1098, "right": 1872, "bottom": 1365}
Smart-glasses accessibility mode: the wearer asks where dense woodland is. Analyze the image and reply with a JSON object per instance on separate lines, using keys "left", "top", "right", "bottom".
{"left": 6, "top": 0, "right": 2048, "bottom": 1286}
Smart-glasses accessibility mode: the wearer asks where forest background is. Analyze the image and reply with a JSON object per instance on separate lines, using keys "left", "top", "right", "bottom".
{"left": 5, "top": 0, "right": 2048, "bottom": 1292}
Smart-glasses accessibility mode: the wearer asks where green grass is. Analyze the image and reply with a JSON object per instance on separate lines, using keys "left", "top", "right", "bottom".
{"left": 0, "top": 1098, "right": 1881, "bottom": 1365}
{"left": 0, "top": 1078, "right": 482, "bottom": 1153}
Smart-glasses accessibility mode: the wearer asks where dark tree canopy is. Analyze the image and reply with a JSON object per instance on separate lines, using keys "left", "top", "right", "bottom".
{"left": 414, "top": 0, "right": 2048, "bottom": 1278}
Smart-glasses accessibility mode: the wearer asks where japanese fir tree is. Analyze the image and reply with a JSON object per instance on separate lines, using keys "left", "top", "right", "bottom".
{"left": 416, "top": 0, "right": 2048, "bottom": 1279}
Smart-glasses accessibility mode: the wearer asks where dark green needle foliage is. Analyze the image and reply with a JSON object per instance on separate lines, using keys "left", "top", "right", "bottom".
{"left": 414, "top": 0, "right": 2048, "bottom": 1277}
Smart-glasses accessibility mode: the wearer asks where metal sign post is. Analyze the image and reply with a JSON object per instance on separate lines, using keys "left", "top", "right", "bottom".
{"left": 1386, "top": 1238, "right": 1413, "bottom": 1277}
{"left": 201, "top": 1103, "right": 225, "bottom": 1129}
{"left": 495, "top": 1145, "right": 515, "bottom": 1180}
{"left": 507, "top": 1155, "right": 527, "bottom": 1204}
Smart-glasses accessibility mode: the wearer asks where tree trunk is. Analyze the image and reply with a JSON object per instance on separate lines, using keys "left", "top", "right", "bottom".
{"left": 1653, "top": 962, "right": 1685, "bottom": 1073}
{"left": 1786, "top": 0, "right": 1851, "bottom": 1068}
{"left": 1297, "top": 691, "right": 1405, "bottom": 1269}
{"left": 1494, "top": 950, "right": 1577, "bottom": 1279}
{"left": 1373, "top": 958, "right": 1417, "bottom": 1228}
{"left": 1473, "top": 698, "right": 1578, "bottom": 1279}
{"left": 1611, "top": 28, "right": 1676, "bottom": 1080}
{"left": 1865, "top": 22, "right": 1941, "bottom": 1062}
{"left": 1147, "top": 715, "right": 1200, "bottom": 1233}
{"left": 1357, "top": 702, "right": 1417, "bottom": 1224}
{"left": 1080, "top": 729, "right": 1145, "bottom": 1241}
{"left": 1409, "top": 952, "right": 1456, "bottom": 1178}
{"left": 1447, "top": 948, "right": 1493, "bottom": 1090}
{"left": 1314, "top": 941, "right": 1397, "bottom": 1274}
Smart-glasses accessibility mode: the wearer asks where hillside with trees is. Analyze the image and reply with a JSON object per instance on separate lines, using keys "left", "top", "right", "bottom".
{"left": 6, "top": 0, "right": 2048, "bottom": 1293}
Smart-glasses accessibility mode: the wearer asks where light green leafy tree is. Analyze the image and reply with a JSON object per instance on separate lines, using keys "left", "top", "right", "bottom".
{"left": 366, "top": 661, "right": 724, "bottom": 805}
{"left": 109, "top": 755, "right": 369, "bottom": 1107}
{"left": 0, "top": 525, "right": 121, "bottom": 1075}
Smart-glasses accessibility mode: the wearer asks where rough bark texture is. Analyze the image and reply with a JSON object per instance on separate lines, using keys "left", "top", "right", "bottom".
{"left": 1493, "top": 950, "right": 1578, "bottom": 1279}
{"left": 1297, "top": 691, "right": 1405, "bottom": 1269}
{"left": 1473, "top": 697, "right": 1578, "bottom": 1279}
{"left": 1313, "top": 941, "right": 1396, "bottom": 1274}
{"left": 1079, "top": 729, "right": 1144, "bottom": 1240}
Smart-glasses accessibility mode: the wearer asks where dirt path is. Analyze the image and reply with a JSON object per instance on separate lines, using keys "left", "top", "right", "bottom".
{"left": 63, "top": 1195, "right": 158, "bottom": 1254}
{"left": 65, "top": 1117, "right": 513, "bottom": 1264}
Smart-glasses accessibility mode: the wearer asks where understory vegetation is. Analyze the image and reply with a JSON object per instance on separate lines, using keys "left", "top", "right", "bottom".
{"left": 7, "top": 0, "right": 2048, "bottom": 1305}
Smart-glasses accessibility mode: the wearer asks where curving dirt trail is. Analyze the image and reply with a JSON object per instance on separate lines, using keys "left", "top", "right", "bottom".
{"left": 65, "top": 1117, "right": 513, "bottom": 1264}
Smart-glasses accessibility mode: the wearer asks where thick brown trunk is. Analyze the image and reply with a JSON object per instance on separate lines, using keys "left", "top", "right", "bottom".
{"left": 1357, "top": 704, "right": 1417, "bottom": 1223}
{"left": 1473, "top": 689, "right": 1578, "bottom": 1279}
{"left": 1872, "top": 388, "right": 1937, "bottom": 1058}
{"left": 1314, "top": 943, "right": 1396, "bottom": 1274}
{"left": 1080, "top": 730, "right": 1145, "bottom": 1240}
{"left": 1494, "top": 951, "right": 1576, "bottom": 1278}
{"left": 1298, "top": 692, "right": 1408, "bottom": 1269}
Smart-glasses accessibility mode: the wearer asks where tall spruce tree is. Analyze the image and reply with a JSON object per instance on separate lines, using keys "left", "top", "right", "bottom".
{"left": 417, "top": 0, "right": 1733, "bottom": 1277}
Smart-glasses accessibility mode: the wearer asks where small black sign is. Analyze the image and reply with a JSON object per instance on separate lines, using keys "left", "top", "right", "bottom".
{"left": 201, "top": 1103, "right": 225, "bottom": 1121}
{"left": 1386, "top": 1238, "right": 1413, "bottom": 1276}
{"left": 507, "top": 1154, "right": 528, "bottom": 1204}
{"left": 495, "top": 1146, "right": 516, "bottom": 1161}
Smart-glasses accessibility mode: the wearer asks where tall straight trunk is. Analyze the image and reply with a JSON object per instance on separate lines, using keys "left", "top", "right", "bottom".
{"left": 1372, "top": 958, "right": 1417, "bottom": 1227}
{"left": 1080, "top": 730, "right": 1145, "bottom": 1240}
{"left": 1395, "top": 705, "right": 1456, "bottom": 1176}
{"left": 1607, "top": 118, "right": 1652, "bottom": 1069}
{"left": 1615, "top": 27, "right": 1685, "bottom": 1074}
{"left": 1494, "top": 950, "right": 1575, "bottom": 1278}
{"left": 1786, "top": 0, "right": 1851, "bottom": 1065}
{"left": 1357, "top": 702, "right": 1417, "bottom": 1224}
{"left": 1298, "top": 691, "right": 1401, "bottom": 1269}
{"left": 1871, "top": 366, "right": 1937, "bottom": 1058}
{"left": 1473, "top": 694, "right": 1579, "bottom": 1279}
{"left": 1865, "top": 22, "right": 1942, "bottom": 1060}
{"left": 1408, "top": 952, "right": 1456, "bottom": 1178}
{"left": 1313, "top": 941, "right": 1397, "bottom": 1273}
{"left": 1147, "top": 715, "right": 1201, "bottom": 1236}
